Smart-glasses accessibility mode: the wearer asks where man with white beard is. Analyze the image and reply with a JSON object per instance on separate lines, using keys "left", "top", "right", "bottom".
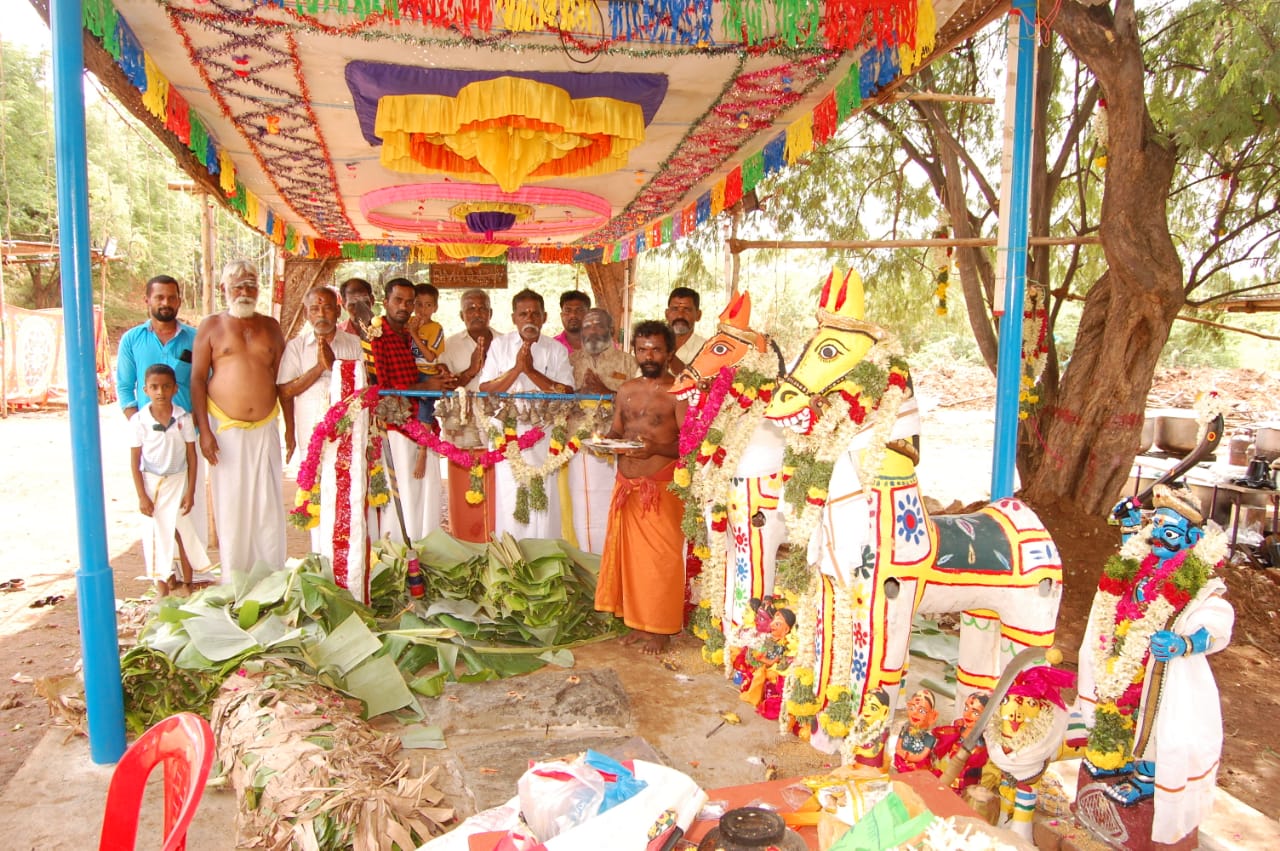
{"left": 191, "top": 260, "right": 288, "bottom": 577}
{"left": 567, "top": 309, "right": 636, "bottom": 551}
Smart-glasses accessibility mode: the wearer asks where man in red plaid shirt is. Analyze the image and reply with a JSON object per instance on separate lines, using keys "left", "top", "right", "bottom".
{"left": 370, "top": 278, "right": 457, "bottom": 543}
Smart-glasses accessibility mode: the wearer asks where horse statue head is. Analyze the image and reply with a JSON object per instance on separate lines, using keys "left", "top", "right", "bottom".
{"left": 671, "top": 291, "right": 781, "bottom": 404}
{"left": 765, "top": 267, "right": 893, "bottom": 434}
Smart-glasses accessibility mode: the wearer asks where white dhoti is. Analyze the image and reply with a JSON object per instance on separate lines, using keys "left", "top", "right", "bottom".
{"left": 208, "top": 405, "right": 287, "bottom": 576}
{"left": 566, "top": 450, "right": 615, "bottom": 553}
{"left": 382, "top": 430, "right": 442, "bottom": 544}
{"left": 493, "top": 431, "right": 561, "bottom": 540}
{"left": 189, "top": 452, "right": 209, "bottom": 552}
{"left": 140, "top": 471, "right": 211, "bottom": 581}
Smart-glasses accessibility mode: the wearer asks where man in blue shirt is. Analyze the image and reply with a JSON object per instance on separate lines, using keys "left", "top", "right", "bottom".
{"left": 116, "top": 274, "right": 209, "bottom": 584}
{"left": 117, "top": 275, "right": 197, "bottom": 417}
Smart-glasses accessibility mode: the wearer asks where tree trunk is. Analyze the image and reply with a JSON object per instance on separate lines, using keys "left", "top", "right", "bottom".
{"left": 278, "top": 257, "right": 341, "bottom": 339}
{"left": 583, "top": 258, "right": 634, "bottom": 333}
{"left": 28, "top": 263, "right": 60, "bottom": 309}
{"left": 1021, "top": 1, "right": 1184, "bottom": 514}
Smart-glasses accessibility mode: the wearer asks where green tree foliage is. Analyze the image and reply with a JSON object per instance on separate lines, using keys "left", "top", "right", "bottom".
{"left": 1, "top": 39, "right": 269, "bottom": 320}
{"left": 0, "top": 41, "right": 54, "bottom": 241}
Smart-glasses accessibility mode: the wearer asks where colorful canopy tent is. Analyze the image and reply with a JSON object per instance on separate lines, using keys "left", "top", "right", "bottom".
{"left": 60, "top": 0, "right": 1008, "bottom": 265}
{"left": 33, "top": 0, "right": 1040, "bottom": 762}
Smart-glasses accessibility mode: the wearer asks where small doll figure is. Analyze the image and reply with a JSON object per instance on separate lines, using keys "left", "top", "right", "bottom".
{"left": 893, "top": 689, "right": 939, "bottom": 773}
{"left": 930, "top": 691, "right": 991, "bottom": 791}
{"left": 740, "top": 608, "right": 796, "bottom": 719}
{"left": 985, "top": 666, "right": 1075, "bottom": 840}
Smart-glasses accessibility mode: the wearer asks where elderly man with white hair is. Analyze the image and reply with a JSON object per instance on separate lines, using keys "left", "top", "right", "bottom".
{"left": 191, "top": 259, "right": 288, "bottom": 577}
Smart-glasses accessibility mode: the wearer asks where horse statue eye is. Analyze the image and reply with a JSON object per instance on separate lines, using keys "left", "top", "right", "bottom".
{"left": 711, "top": 343, "right": 730, "bottom": 355}
{"left": 818, "top": 343, "right": 840, "bottom": 360}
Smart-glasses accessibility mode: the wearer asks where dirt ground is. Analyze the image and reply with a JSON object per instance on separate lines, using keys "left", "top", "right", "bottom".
{"left": 2, "top": 365, "right": 1280, "bottom": 821}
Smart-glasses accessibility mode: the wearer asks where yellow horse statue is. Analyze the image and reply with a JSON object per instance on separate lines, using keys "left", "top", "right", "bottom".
{"left": 671, "top": 292, "right": 788, "bottom": 643}
{"left": 765, "top": 268, "right": 1062, "bottom": 768}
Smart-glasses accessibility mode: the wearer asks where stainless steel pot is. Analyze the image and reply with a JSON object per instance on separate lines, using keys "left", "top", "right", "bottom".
{"left": 1154, "top": 412, "right": 1200, "bottom": 455}
{"left": 1254, "top": 423, "right": 1280, "bottom": 461}
{"left": 1138, "top": 417, "right": 1155, "bottom": 454}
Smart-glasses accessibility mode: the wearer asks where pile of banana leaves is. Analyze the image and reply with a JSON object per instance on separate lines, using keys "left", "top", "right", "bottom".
{"left": 121, "top": 532, "right": 619, "bottom": 733}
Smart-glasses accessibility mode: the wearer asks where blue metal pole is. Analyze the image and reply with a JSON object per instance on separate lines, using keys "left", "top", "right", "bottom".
{"left": 51, "top": 0, "right": 127, "bottom": 762}
{"left": 990, "top": 0, "right": 1038, "bottom": 499}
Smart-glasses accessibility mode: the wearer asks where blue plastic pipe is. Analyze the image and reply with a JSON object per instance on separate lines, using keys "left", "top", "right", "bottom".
{"left": 51, "top": 0, "right": 127, "bottom": 763}
{"left": 990, "top": 0, "right": 1038, "bottom": 499}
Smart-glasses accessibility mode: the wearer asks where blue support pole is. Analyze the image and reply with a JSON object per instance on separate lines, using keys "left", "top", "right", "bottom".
{"left": 990, "top": 0, "right": 1038, "bottom": 499}
{"left": 51, "top": 0, "right": 127, "bottom": 763}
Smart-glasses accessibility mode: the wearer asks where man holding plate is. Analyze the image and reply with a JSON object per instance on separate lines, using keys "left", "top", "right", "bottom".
{"left": 594, "top": 320, "right": 688, "bottom": 655}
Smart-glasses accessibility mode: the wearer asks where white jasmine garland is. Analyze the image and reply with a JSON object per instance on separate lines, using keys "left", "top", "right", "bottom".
{"left": 1193, "top": 390, "right": 1232, "bottom": 444}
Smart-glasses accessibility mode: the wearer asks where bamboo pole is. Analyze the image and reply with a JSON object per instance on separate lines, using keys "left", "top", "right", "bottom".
{"left": 201, "top": 192, "right": 215, "bottom": 317}
{"left": 884, "top": 92, "right": 997, "bottom": 104}
{"left": 728, "top": 234, "right": 1100, "bottom": 253}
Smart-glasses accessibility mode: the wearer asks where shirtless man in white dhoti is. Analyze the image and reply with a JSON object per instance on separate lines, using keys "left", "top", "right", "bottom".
{"left": 191, "top": 260, "right": 288, "bottom": 577}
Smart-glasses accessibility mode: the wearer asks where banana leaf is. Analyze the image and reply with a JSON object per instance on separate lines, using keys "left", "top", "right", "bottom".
{"left": 399, "top": 724, "right": 447, "bottom": 750}
{"left": 312, "top": 614, "right": 382, "bottom": 676}
{"left": 342, "top": 654, "right": 418, "bottom": 718}
{"left": 183, "top": 605, "right": 263, "bottom": 662}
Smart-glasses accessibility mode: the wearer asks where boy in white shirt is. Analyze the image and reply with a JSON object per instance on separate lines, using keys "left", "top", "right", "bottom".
{"left": 130, "top": 363, "right": 210, "bottom": 595}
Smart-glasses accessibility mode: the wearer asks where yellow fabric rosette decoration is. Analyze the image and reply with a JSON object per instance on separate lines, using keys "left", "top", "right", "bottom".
{"left": 376, "top": 77, "right": 646, "bottom": 193}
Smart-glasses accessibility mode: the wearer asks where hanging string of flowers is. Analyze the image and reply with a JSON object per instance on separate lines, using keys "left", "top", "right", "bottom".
{"left": 1091, "top": 97, "right": 1108, "bottom": 170}
{"left": 1085, "top": 524, "right": 1225, "bottom": 769}
{"left": 288, "top": 387, "right": 545, "bottom": 528}
{"left": 680, "top": 350, "right": 779, "bottom": 602}
{"left": 1018, "top": 286, "right": 1049, "bottom": 421}
{"left": 928, "top": 226, "right": 952, "bottom": 316}
{"left": 290, "top": 387, "right": 387, "bottom": 530}
{"left": 499, "top": 407, "right": 586, "bottom": 525}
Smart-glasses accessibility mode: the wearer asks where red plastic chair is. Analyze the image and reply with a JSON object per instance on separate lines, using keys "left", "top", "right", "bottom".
{"left": 99, "top": 712, "right": 215, "bottom": 851}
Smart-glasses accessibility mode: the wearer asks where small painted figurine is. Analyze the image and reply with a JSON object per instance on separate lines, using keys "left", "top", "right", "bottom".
{"left": 930, "top": 691, "right": 990, "bottom": 790}
{"left": 984, "top": 666, "right": 1076, "bottom": 840}
{"left": 739, "top": 607, "right": 796, "bottom": 720}
{"left": 850, "top": 688, "right": 893, "bottom": 771}
{"left": 893, "top": 689, "right": 939, "bottom": 773}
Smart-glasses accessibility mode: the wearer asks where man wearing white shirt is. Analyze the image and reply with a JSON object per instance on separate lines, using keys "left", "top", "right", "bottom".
{"left": 479, "top": 289, "right": 574, "bottom": 539}
{"left": 440, "top": 289, "right": 496, "bottom": 541}
{"left": 277, "top": 286, "right": 363, "bottom": 550}
{"left": 666, "top": 286, "right": 706, "bottom": 375}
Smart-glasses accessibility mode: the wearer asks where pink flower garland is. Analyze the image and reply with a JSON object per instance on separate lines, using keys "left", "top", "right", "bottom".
{"left": 679, "top": 367, "right": 734, "bottom": 457}
{"left": 294, "top": 387, "right": 545, "bottom": 492}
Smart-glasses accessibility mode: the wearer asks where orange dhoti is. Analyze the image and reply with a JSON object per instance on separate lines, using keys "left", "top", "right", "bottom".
{"left": 595, "top": 461, "right": 685, "bottom": 635}
{"left": 446, "top": 451, "right": 495, "bottom": 543}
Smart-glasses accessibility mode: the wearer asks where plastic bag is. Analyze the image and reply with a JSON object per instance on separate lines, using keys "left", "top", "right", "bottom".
{"left": 516, "top": 756, "right": 606, "bottom": 843}
{"left": 583, "top": 750, "right": 648, "bottom": 813}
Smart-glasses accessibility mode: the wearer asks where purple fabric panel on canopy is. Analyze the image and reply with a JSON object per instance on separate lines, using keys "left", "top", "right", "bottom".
{"left": 466, "top": 212, "right": 518, "bottom": 234}
{"left": 344, "top": 62, "right": 670, "bottom": 147}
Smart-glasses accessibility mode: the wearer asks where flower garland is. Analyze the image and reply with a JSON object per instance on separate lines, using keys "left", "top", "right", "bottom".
{"left": 671, "top": 347, "right": 780, "bottom": 671}
{"left": 1019, "top": 286, "right": 1049, "bottom": 421}
{"left": 1085, "top": 528, "right": 1222, "bottom": 768}
{"left": 288, "top": 386, "right": 545, "bottom": 527}
{"left": 290, "top": 387, "right": 387, "bottom": 529}
{"left": 500, "top": 410, "right": 585, "bottom": 525}
{"left": 781, "top": 582, "right": 823, "bottom": 734}
{"left": 1193, "top": 390, "right": 1230, "bottom": 445}
{"left": 928, "top": 226, "right": 952, "bottom": 316}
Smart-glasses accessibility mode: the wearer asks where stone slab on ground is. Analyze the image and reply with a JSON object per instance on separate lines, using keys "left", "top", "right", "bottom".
{"left": 426, "top": 666, "right": 632, "bottom": 736}
{"left": 0, "top": 728, "right": 236, "bottom": 851}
